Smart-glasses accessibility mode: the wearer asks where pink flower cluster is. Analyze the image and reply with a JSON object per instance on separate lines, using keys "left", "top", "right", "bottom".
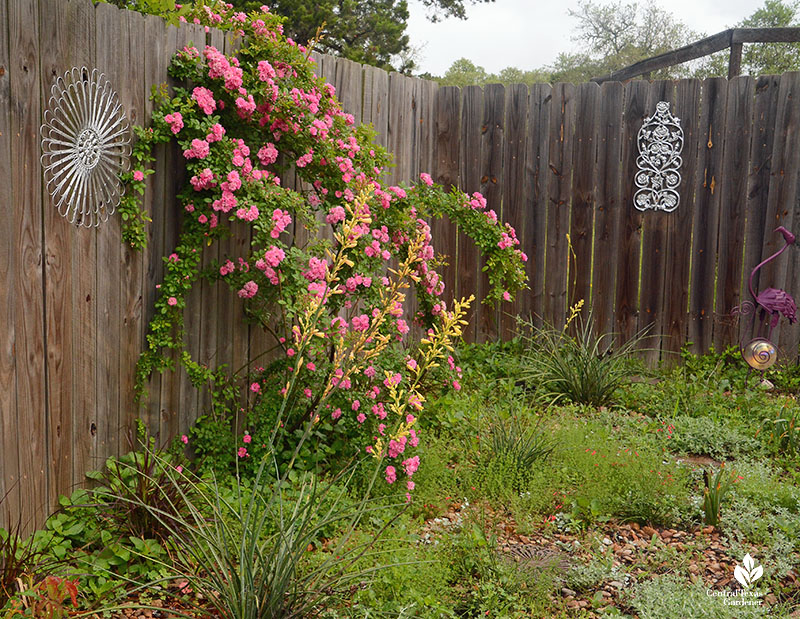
{"left": 192, "top": 87, "right": 217, "bottom": 115}
{"left": 183, "top": 138, "right": 210, "bottom": 160}
{"left": 271, "top": 209, "right": 291, "bottom": 238}
{"left": 164, "top": 112, "right": 183, "bottom": 134}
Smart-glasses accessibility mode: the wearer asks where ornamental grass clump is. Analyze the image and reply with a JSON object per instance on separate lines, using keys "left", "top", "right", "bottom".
{"left": 519, "top": 307, "right": 648, "bottom": 408}
{"left": 477, "top": 414, "right": 554, "bottom": 498}
{"left": 94, "top": 450, "right": 400, "bottom": 619}
{"left": 122, "top": 0, "right": 527, "bottom": 488}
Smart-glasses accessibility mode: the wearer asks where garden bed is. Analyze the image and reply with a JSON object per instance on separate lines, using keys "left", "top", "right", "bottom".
{"left": 4, "top": 339, "right": 800, "bottom": 618}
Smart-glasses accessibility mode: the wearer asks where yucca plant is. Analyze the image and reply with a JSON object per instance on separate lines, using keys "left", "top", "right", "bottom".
{"left": 104, "top": 450, "right": 401, "bottom": 619}
{"left": 519, "top": 309, "right": 649, "bottom": 407}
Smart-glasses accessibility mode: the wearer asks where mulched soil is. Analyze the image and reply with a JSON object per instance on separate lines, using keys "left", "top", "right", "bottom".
{"left": 421, "top": 500, "right": 800, "bottom": 617}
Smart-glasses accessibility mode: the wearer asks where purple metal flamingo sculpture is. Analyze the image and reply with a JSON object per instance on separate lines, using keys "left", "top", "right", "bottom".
{"left": 733, "top": 226, "right": 798, "bottom": 378}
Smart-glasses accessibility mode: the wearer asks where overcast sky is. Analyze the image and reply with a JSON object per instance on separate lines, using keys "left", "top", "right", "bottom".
{"left": 406, "top": 0, "right": 763, "bottom": 76}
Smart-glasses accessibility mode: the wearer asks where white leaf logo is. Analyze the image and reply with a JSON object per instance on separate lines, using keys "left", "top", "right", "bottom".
{"left": 734, "top": 554, "right": 763, "bottom": 588}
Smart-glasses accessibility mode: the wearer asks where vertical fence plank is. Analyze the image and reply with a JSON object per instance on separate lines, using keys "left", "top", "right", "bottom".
{"left": 0, "top": 0, "right": 20, "bottom": 528}
{"left": 175, "top": 23, "right": 205, "bottom": 433}
{"left": 569, "top": 82, "right": 600, "bottom": 319}
{"left": 458, "top": 85, "right": 484, "bottom": 340}
{"left": 742, "top": 74, "right": 781, "bottom": 313}
{"left": 154, "top": 21, "right": 184, "bottom": 442}
{"left": 615, "top": 80, "right": 648, "bottom": 345}
{"left": 500, "top": 83, "right": 528, "bottom": 338}
{"left": 336, "top": 58, "right": 363, "bottom": 125}
{"left": 662, "top": 79, "right": 701, "bottom": 361}
{"left": 762, "top": 71, "right": 800, "bottom": 360}
{"left": 714, "top": 76, "right": 754, "bottom": 353}
{"left": 477, "top": 83, "right": 505, "bottom": 341}
{"left": 689, "top": 78, "right": 728, "bottom": 354}
{"left": 544, "top": 83, "right": 576, "bottom": 329}
{"left": 591, "top": 81, "right": 623, "bottom": 340}
{"left": 94, "top": 2, "right": 124, "bottom": 468}
{"left": 523, "top": 83, "right": 551, "bottom": 327}
{"left": 39, "top": 0, "right": 84, "bottom": 508}
{"left": 68, "top": 3, "right": 97, "bottom": 486}
{"left": 210, "top": 31, "right": 237, "bottom": 422}
{"left": 118, "top": 10, "right": 147, "bottom": 454}
{"left": 142, "top": 14, "right": 170, "bottom": 441}
{"left": 9, "top": 0, "right": 47, "bottom": 532}
{"left": 387, "top": 73, "right": 414, "bottom": 185}
{"left": 432, "top": 86, "right": 460, "bottom": 310}
{"left": 637, "top": 80, "right": 675, "bottom": 364}
{"left": 363, "top": 64, "right": 389, "bottom": 149}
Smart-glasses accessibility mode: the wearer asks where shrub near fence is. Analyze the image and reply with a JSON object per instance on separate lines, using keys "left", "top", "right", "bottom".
{"left": 3, "top": 0, "right": 800, "bottom": 532}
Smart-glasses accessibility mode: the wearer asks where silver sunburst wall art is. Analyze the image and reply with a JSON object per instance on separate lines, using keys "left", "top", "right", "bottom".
{"left": 41, "top": 67, "right": 131, "bottom": 227}
{"left": 633, "top": 101, "right": 683, "bottom": 213}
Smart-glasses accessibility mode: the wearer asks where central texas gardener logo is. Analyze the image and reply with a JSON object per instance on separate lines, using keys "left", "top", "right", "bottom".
{"left": 734, "top": 554, "right": 763, "bottom": 589}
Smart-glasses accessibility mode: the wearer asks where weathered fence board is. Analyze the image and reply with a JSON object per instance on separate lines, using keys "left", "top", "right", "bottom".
{"left": 544, "top": 83, "right": 576, "bottom": 329}
{"left": 662, "top": 79, "right": 701, "bottom": 361}
{"left": 432, "top": 86, "right": 460, "bottom": 309}
{"left": 638, "top": 80, "right": 674, "bottom": 365}
{"left": 500, "top": 83, "right": 528, "bottom": 338}
{"left": 569, "top": 82, "right": 600, "bottom": 318}
{"left": 591, "top": 81, "right": 623, "bottom": 339}
{"left": 763, "top": 72, "right": 800, "bottom": 359}
{"left": 459, "top": 85, "right": 484, "bottom": 339}
{"left": 6, "top": 0, "right": 800, "bottom": 534}
{"left": 689, "top": 77, "right": 727, "bottom": 354}
{"left": 523, "top": 83, "right": 551, "bottom": 328}
{"left": 715, "top": 75, "right": 754, "bottom": 352}
{"left": 0, "top": 0, "right": 19, "bottom": 528}
{"left": 615, "top": 80, "right": 648, "bottom": 344}
{"left": 478, "top": 83, "right": 505, "bottom": 341}
{"left": 9, "top": 0, "right": 47, "bottom": 529}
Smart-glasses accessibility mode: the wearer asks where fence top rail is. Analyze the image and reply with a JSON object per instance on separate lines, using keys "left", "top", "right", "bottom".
{"left": 591, "top": 27, "right": 800, "bottom": 84}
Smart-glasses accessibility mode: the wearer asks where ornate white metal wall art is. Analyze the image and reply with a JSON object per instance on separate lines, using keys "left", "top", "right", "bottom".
{"left": 633, "top": 101, "right": 683, "bottom": 212}
{"left": 40, "top": 67, "right": 131, "bottom": 227}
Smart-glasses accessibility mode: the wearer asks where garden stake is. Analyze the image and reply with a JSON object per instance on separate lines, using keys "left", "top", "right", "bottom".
{"left": 733, "top": 226, "right": 798, "bottom": 385}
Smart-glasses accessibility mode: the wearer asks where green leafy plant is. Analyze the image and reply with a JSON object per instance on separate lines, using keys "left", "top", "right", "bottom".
{"left": 668, "top": 415, "right": 762, "bottom": 460}
{"left": 757, "top": 401, "right": 800, "bottom": 457}
{"left": 519, "top": 309, "right": 649, "bottom": 407}
{"left": 119, "top": 452, "right": 400, "bottom": 619}
{"left": 87, "top": 432, "right": 193, "bottom": 543}
{"left": 702, "top": 463, "right": 737, "bottom": 527}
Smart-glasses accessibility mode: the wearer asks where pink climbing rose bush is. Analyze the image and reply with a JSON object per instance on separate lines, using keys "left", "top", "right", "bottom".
{"left": 125, "top": 1, "right": 527, "bottom": 485}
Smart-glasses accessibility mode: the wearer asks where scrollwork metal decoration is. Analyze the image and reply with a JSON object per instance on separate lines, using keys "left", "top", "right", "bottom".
{"left": 40, "top": 67, "right": 131, "bottom": 227}
{"left": 633, "top": 101, "right": 683, "bottom": 212}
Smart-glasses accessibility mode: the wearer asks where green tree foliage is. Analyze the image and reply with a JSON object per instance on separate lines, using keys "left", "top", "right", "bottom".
{"left": 225, "top": 0, "right": 411, "bottom": 71}
{"left": 437, "top": 57, "right": 549, "bottom": 87}
{"left": 565, "top": 0, "right": 699, "bottom": 79}
{"left": 699, "top": 0, "right": 800, "bottom": 77}
{"left": 418, "top": 0, "right": 496, "bottom": 21}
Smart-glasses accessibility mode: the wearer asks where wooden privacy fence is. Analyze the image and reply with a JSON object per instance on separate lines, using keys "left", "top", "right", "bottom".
{"left": 3, "top": 0, "right": 800, "bottom": 532}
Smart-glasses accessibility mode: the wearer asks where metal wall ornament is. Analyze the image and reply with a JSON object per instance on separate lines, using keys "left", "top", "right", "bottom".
{"left": 40, "top": 67, "right": 131, "bottom": 227}
{"left": 633, "top": 101, "right": 684, "bottom": 213}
